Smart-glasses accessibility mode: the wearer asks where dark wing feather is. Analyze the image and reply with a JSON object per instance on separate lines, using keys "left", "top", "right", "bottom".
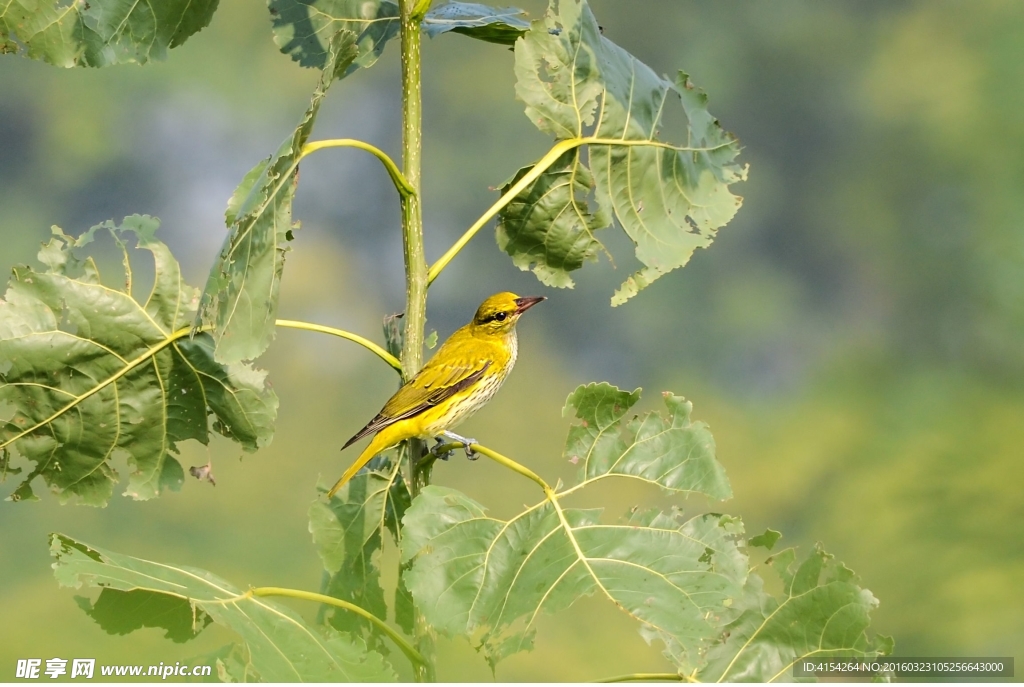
{"left": 341, "top": 359, "right": 491, "bottom": 449}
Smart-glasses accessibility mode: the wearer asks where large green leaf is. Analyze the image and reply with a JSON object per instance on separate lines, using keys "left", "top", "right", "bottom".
{"left": 400, "top": 383, "right": 738, "bottom": 667}
{"left": 51, "top": 533, "right": 396, "bottom": 682}
{"left": 423, "top": 3, "right": 529, "bottom": 45}
{"left": 693, "top": 545, "right": 894, "bottom": 682}
{"left": 0, "top": 0, "right": 218, "bottom": 67}
{"left": 404, "top": 494, "right": 747, "bottom": 669}
{"left": 196, "top": 30, "right": 356, "bottom": 363}
{"left": 0, "top": 218, "right": 277, "bottom": 506}
{"left": 309, "top": 455, "right": 411, "bottom": 650}
{"left": 500, "top": 0, "right": 746, "bottom": 304}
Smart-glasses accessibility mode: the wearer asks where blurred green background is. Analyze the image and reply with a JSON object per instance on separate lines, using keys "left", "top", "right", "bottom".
{"left": 2, "top": 0, "right": 1022, "bottom": 681}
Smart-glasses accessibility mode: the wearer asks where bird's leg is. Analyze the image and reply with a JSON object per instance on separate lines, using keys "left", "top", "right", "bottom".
{"left": 430, "top": 437, "right": 453, "bottom": 461}
{"left": 442, "top": 431, "right": 478, "bottom": 460}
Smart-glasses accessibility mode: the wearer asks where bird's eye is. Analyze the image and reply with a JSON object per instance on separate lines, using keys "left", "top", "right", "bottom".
{"left": 495, "top": 312, "right": 507, "bottom": 322}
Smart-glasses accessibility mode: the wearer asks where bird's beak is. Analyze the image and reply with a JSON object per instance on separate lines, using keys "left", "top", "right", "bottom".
{"left": 514, "top": 296, "right": 546, "bottom": 314}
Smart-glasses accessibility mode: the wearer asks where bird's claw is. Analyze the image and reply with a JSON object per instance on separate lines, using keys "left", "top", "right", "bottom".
{"left": 430, "top": 437, "right": 453, "bottom": 461}
{"left": 441, "top": 431, "right": 478, "bottom": 460}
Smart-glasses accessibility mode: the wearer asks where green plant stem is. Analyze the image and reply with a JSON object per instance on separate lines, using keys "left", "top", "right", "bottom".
{"left": 399, "top": 5, "right": 428, "bottom": 386}
{"left": 398, "top": 0, "right": 435, "bottom": 680}
{"left": 431, "top": 442, "right": 550, "bottom": 491}
{"left": 300, "top": 139, "right": 415, "bottom": 198}
{"left": 275, "top": 319, "right": 402, "bottom": 372}
{"left": 426, "top": 136, "right": 735, "bottom": 284}
{"left": 594, "top": 673, "right": 688, "bottom": 683}
{"left": 248, "top": 587, "right": 426, "bottom": 670}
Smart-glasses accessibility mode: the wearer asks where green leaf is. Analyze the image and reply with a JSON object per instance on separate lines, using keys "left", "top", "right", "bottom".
{"left": 51, "top": 533, "right": 396, "bottom": 682}
{"left": 693, "top": 545, "right": 893, "bottom": 682}
{"left": 309, "top": 456, "right": 411, "bottom": 650}
{"left": 501, "top": 0, "right": 746, "bottom": 305}
{"left": 424, "top": 3, "right": 529, "bottom": 45}
{"left": 0, "top": 0, "right": 218, "bottom": 67}
{"left": 0, "top": 218, "right": 277, "bottom": 506}
{"left": 196, "top": 31, "right": 357, "bottom": 363}
{"left": 401, "top": 384, "right": 738, "bottom": 667}
{"left": 424, "top": 330, "right": 438, "bottom": 349}
{"left": 748, "top": 528, "right": 782, "bottom": 551}
{"left": 75, "top": 588, "right": 213, "bottom": 643}
{"left": 403, "top": 490, "right": 747, "bottom": 669}
{"left": 563, "top": 383, "right": 731, "bottom": 499}
{"left": 269, "top": 0, "right": 399, "bottom": 73}
{"left": 496, "top": 151, "right": 610, "bottom": 288}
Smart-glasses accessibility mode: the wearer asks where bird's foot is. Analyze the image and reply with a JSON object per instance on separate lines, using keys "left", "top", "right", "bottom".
{"left": 430, "top": 437, "right": 453, "bottom": 461}
{"left": 442, "top": 431, "right": 479, "bottom": 460}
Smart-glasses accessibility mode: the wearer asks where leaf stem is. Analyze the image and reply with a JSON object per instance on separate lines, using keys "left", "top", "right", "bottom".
{"left": 432, "top": 442, "right": 550, "bottom": 492}
{"left": 594, "top": 672, "right": 688, "bottom": 683}
{"left": 426, "top": 136, "right": 737, "bottom": 284}
{"left": 274, "top": 319, "right": 402, "bottom": 372}
{"left": 300, "top": 139, "right": 415, "bottom": 199}
{"left": 427, "top": 137, "right": 580, "bottom": 285}
{"left": 247, "top": 586, "right": 426, "bottom": 670}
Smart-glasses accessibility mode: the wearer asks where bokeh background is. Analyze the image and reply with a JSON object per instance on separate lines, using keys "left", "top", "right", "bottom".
{"left": 2, "top": 0, "right": 1022, "bottom": 681}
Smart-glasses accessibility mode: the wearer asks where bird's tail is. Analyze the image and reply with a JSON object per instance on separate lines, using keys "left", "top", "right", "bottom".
{"left": 326, "top": 432, "right": 393, "bottom": 499}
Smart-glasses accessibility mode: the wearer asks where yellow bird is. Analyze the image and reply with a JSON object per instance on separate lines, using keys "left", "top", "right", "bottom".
{"left": 327, "top": 292, "right": 545, "bottom": 498}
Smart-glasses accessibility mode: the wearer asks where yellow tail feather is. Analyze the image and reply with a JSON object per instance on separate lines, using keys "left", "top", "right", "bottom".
{"left": 326, "top": 432, "right": 395, "bottom": 499}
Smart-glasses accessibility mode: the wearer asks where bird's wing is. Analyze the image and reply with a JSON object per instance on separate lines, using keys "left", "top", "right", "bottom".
{"left": 342, "top": 338, "right": 492, "bottom": 449}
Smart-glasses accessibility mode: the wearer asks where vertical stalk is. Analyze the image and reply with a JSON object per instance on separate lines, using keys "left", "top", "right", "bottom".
{"left": 399, "top": 0, "right": 436, "bottom": 681}
{"left": 398, "top": 0, "right": 431, "bottom": 494}
{"left": 399, "top": 0, "right": 427, "bottom": 380}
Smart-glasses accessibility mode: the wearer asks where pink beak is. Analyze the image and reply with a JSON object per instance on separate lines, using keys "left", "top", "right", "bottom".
{"left": 514, "top": 296, "right": 546, "bottom": 314}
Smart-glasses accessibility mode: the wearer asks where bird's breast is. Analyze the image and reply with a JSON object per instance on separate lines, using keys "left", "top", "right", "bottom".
{"left": 419, "top": 333, "right": 518, "bottom": 435}
{"left": 508, "top": 332, "right": 518, "bottom": 367}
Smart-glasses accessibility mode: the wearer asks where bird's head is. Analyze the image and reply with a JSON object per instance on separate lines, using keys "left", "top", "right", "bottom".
{"left": 470, "top": 292, "right": 545, "bottom": 335}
